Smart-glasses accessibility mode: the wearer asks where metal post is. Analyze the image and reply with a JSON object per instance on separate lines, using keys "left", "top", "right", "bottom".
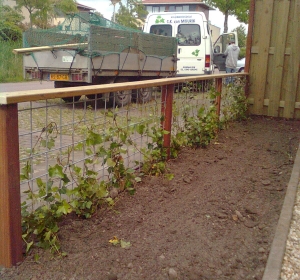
{"left": 0, "top": 104, "right": 23, "bottom": 267}
{"left": 161, "top": 84, "right": 174, "bottom": 160}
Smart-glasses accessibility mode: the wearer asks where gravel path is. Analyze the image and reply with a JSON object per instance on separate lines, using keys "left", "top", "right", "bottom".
{"left": 281, "top": 180, "right": 300, "bottom": 280}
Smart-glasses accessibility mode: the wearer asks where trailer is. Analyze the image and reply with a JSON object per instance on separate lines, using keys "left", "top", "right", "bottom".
{"left": 14, "top": 12, "right": 177, "bottom": 105}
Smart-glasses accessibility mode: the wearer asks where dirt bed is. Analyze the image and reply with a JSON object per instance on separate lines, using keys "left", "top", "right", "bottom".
{"left": 1, "top": 116, "right": 300, "bottom": 280}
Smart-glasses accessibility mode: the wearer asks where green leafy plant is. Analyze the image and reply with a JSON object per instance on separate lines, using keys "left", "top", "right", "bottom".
{"left": 20, "top": 77, "right": 248, "bottom": 256}
{"left": 184, "top": 106, "right": 219, "bottom": 148}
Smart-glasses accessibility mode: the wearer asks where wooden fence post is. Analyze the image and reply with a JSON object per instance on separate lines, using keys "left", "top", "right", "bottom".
{"left": 161, "top": 84, "right": 174, "bottom": 160}
{"left": 215, "top": 78, "right": 222, "bottom": 118}
{"left": 0, "top": 104, "right": 23, "bottom": 267}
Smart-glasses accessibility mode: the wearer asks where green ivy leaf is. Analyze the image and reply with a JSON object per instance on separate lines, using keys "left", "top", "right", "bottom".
{"left": 106, "top": 158, "right": 116, "bottom": 167}
{"left": 49, "top": 164, "right": 64, "bottom": 178}
{"left": 136, "top": 124, "right": 145, "bottom": 135}
{"left": 56, "top": 201, "right": 71, "bottom": 215}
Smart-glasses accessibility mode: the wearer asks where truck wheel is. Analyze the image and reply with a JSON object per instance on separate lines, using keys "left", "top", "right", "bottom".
{"left": 113, "top": 78, "right": 132, "bottom": 106}
{"left": 136, "top": 87, "right": 153, "bottom": 103}
{"left": 54, "top": 81, "right": 81, "bottom": 102}
{"left": 114, "top": 89, "right": 132, "bottom": 107}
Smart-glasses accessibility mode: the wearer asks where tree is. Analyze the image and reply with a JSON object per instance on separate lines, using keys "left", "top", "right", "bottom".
{"left": 0, "top": 5, "right": 24, "bottom": 40}
{"left": 232, "top": 24, "right": 246, "bottom": 48}
{"left": 205, "top": 0, "right": 249, "bottom": 33}
{"left": 16, "top": 0, "right": 77, "bottom": 28}
{"left": 115, "top": 0, "right": 147, "bottom": 30}
{"left": 232, "top": 24, "right": 247, "bottom": 59}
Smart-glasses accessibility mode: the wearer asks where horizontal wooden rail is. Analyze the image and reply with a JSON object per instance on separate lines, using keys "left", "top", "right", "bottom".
{"left": 0, "top": 73, "right": 248, "bottom": 105}
{"left": 248, "top": 98, "right": 300, "bottom": 109}
{"left": 12, "top": 43, "right": 88, "bottom": 54}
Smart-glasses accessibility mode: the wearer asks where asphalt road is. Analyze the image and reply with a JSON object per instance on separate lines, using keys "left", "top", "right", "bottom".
{"left": 0, "top": 81, "right": 54, "bottom": 93}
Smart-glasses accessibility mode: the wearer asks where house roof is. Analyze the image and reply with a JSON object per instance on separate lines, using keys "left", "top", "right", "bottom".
{"left": 143, "top": 0, "right": 203, "bottom": 3}
{"left": 142, "top": 0, "right": 214, "bottom": 10}
{"left": 76, "top": 2, "right": 96, "bottom": 11}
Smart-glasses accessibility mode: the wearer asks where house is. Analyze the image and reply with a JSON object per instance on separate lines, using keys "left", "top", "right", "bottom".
{"left": 2, "top": 0, "right": 95, "bottom": 26}
{"left": 142, "top": 0, "right": 214, "bottom": 21}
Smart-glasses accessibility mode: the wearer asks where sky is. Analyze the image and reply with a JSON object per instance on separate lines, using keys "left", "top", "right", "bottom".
{"left": 77, "top": 0, "right": 246, "bottom": 33}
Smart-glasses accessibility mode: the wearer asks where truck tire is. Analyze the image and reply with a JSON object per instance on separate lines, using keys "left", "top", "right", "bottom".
{"left": 114, "top": 89, "right": 132, "bottom": 107}
{"left": 54, "top": 81, "right": 81, "bottom": 103}
{"left": 136, "top": 87, "right": 153, "bottom": 103}
{"left": 113, "top": 78, "right": 132, "bottom": 107}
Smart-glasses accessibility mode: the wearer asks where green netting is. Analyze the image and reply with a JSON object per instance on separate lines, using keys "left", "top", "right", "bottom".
{"left": 89, "top": 25, "right": 177, "bottom": 57}
{"left": 23, "top": 12, "right": 177, "bottom": 58}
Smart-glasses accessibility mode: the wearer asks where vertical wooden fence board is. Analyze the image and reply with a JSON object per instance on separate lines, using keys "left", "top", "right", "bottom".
{"left": 267, "top": 0, "right": 290, "bottom": 117}
{"left": 249, "top": 0, "right": 274, "bottom": 115}
{"left": 283, "top": 0, "right": 300, "bottom": 118}
{"left": 0, "top": 105, "right": 23, "bottom": 267}
{"left": 296, "top": 71, "right": 300, "bottom": 119}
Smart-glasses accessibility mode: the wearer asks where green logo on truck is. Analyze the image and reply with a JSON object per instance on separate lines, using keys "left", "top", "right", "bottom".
{"left": 192, "top": 49, "right": 200, "bottom": 57}
{"left": 155, "top": 16, "right": 165, "bottom": 24}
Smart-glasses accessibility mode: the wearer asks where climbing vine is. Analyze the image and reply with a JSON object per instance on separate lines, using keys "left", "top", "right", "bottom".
{"left": 20, "top": 80, "right": 248, "bottom": 256}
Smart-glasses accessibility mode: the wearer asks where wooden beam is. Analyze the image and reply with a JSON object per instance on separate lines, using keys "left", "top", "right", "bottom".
{"left": 12, "top": 43, "right": 88, "bottom": 54}
{"left": 161, "top": 84, "right": 174, "bottom": 160}
{"left": 245, "top": 0, "right": 255, "bottom": 97}
{"left": 0, "top": 104, "right": 23, "bottom": 267}
{"left": 248, "top": 98, "right": 300, "bottom": 110}
{"left": 0, "top": 73, "right": 248, "bottom": 105}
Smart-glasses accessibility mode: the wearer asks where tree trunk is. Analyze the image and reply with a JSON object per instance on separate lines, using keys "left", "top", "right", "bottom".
{"left": 224, "top": 11, "right": 229, "bottom": 33}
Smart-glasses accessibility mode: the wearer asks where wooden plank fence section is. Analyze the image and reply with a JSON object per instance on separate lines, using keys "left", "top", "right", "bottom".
{"left": 0, "top": 105, "right": 23, "bottom": 267}
{"left": 249, "top": 0, "right": 274, "bottom": 115}
{"left": 283, "top": 0, "right": 300, "bottom": 119}
{"left": 248, "top": 0, "right": 300, "bottom": 118}
{"left": 268, "top": 0, "right": 290, "bottom": 117}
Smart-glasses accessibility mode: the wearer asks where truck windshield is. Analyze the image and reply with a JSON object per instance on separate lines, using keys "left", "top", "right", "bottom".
{"left": 150, "top": 25, "right": 172, "bottom": 36}
{"left": 177, "top": 24, "right": 201, "bottom": 46}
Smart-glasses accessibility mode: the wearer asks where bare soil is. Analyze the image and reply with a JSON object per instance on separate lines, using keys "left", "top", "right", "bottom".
{"left": 1, "top": 116, "right": 300, "bottom": 280}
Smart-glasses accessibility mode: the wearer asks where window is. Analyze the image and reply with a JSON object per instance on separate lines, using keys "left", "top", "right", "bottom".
{"left": 159, "top": 6, "right": 166, "bottom": 12}
{"left": 153, "top": 6, "right": 159, "bottom": 12}
{"left": 183, "top": 5, "right": 189, "bottom": 11}
{"left": 177, "top": 24, "right": 201, "bottom": 46}
{"left": 169, "top": 5, "right": 175, "bottom": 12}
{"left": 150, "top": 25, "right": 172, "bottom": 37}
{"left": 189, "top": 5, "right": 196, "bottom": 11}
{"left": 176, "top": 6, "right": 183, "bottom": 11}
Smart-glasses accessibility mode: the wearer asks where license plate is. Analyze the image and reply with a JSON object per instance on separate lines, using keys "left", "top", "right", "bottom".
{"left": 50, "top": 74, "right": 69, "bottom": 81}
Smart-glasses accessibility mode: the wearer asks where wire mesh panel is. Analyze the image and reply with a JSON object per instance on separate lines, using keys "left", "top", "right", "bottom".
{"left": 18, "top": 90, "right": 163, "bottom": 208}
{"left": 17, "top": 74, "right": 247, "bottom": 211}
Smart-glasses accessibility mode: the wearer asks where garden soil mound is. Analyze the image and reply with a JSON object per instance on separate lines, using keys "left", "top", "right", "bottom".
{"left": 1, "top": 116, "right": 300, "bottom": 280}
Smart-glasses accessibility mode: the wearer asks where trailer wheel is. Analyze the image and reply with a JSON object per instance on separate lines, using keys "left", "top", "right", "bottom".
{"left": 112, "top": 78, "right": 132, "bottom": 107}
{"left": 136, "top": 87, "right": 153, "bottom": 103}
{"left": 113, "top": 89, "right": 132, "bottom": 107}
{"left": 54, "top": 81, "right": 81, "bottom": 102}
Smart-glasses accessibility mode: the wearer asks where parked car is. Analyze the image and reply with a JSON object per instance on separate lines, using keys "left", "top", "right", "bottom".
{"left": 236, "top": 57, "right": 245, "bottom": 72}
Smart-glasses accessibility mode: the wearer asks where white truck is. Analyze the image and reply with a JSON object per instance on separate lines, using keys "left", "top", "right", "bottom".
{"left": 143, "top": 12, "right": 238, "bottom": 75}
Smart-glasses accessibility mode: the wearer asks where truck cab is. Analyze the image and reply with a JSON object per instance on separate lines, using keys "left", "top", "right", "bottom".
{"left": 144, "top": 12, "right": 214, "bottom": 76}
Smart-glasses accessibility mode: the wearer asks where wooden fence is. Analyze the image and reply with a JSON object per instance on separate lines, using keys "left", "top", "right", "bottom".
{"left": 0, "top": 73, "right": 246, "bottom": 267}
{"left": 247, "top": 0, "right": 300, "bottom": 118}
